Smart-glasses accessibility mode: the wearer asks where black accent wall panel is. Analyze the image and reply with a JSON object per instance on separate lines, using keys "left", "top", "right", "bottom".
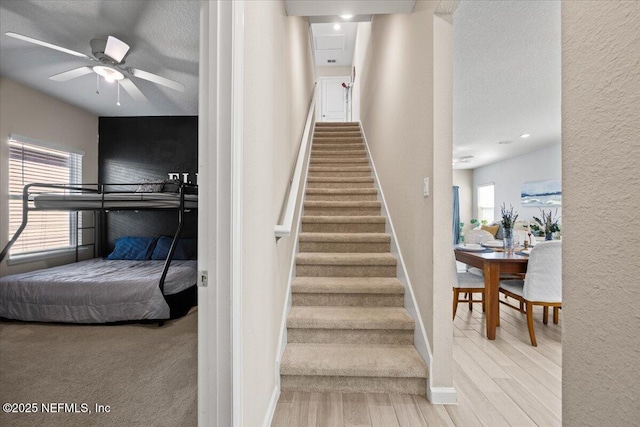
{"left": 98, "top": 116, "right": 198, "bottom": 254}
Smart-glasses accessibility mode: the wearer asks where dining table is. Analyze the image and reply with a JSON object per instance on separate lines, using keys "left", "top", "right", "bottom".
{"left": 454, "top": 248, "right": 529, "bottom": 339}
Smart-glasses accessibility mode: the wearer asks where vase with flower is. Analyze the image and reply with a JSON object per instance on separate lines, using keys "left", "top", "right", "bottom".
{"left": 533, "top": 209, "right": 561, "bottom": 241}
{"left": 500, "top": 203, "right": 519, "bottom": 252}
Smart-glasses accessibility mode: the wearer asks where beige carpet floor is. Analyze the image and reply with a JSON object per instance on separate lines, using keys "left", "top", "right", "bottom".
{"left": 0, "top": 308, "right": 197, "bottom": 427}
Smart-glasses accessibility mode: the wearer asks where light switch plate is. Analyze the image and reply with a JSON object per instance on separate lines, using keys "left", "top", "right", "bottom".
{"left": 423, "top": 177, "right": 429, "bottom": 197}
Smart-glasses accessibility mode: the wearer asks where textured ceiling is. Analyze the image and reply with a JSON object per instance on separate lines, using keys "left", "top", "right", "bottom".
{"left": 0, "top": 0, "right": 199, "bottom": 117}
{"left": 312, "top": 23, "right": 358, "bottom": 67}
{"left": 285, "top": 0, "right": 416, "bottom": 16}
{"left": 453, "top": 1, "right": 561, "bottom": 169}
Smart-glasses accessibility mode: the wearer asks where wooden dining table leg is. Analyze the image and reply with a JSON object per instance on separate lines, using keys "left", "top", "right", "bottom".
{"left": 484, "top": 262, "right": 501, "bottom": 340}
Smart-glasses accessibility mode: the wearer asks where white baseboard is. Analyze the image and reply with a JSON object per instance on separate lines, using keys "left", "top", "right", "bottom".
{"left": 262, "top": 386, "right": 280, "bottom": 427}
{"left": 427, "top": 385, "right": 458, "bottom": 405}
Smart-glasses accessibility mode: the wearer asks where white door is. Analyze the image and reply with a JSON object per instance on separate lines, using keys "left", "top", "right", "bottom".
{"left": 320, "top": 76, "right": 350, "bottom": 122}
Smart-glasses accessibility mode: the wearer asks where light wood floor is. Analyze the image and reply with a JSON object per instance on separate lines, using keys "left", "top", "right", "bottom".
{"left": 271, "top": 301, "right": 562, "bottom": 426}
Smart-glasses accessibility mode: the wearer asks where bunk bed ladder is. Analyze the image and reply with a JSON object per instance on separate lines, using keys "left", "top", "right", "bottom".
{"left": 158, "top": 185, "right": 187, "bottom": 295}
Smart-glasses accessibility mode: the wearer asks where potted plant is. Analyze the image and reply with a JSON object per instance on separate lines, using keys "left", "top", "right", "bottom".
{"left": 533, "top": 209, "right": 561, "bottom": 240}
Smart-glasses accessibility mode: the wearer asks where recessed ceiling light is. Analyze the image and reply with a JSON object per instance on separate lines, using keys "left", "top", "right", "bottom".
{"left": 520, "top": 133, "right": 531, "bottom": 138}
{"left": 453, "top": 155, "right": 474, "bottom": 163}
{"left": 340, "top": 14, "right": 354, "bottom": 20}
{"left": 333, "top": 24, "right": 341, "bottom": 30}
{"left": 498, "top": 140, "right": 513, "bottom": 145}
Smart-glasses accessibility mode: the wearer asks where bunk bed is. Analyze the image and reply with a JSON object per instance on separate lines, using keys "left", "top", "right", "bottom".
{"left": 0, "top": 181, "right": 198, "bottom": 324}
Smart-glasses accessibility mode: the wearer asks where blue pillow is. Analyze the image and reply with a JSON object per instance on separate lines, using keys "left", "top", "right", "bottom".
{"left": 107, "top": 236, "right": 157, "bottom": 260}
{"left": 151, "top": 236, "right": 197, "bottom": 260}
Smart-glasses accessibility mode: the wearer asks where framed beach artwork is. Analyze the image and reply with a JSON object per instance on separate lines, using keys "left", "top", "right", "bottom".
{"left": 521, "top": 179, "right": 562, "bottom": 207}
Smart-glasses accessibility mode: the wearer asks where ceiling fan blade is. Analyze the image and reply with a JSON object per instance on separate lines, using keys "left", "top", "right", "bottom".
{"left": 120, "top": 78, "right": 148, "bottom": 103}
{"left": 5, "top": 32, "right": 90, "bottom": 59}
{"left": 130, "top": 68, "right": 185, "bottom": 92}
{"left": 104, "top": 36, "right": 130, "bottom": 63}
{"left": 49, "top": 66, "right": 94, "bottom": 82}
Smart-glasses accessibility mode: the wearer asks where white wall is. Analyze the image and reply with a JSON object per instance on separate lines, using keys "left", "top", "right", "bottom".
{"left": 562, "top": 2, "right": 640, "bottom": 425}
{"left": 242, "top": 2, "right": 315, "bottom": 425}
{"left": 351, "top": 21, "right": 372, "bottom": 122}
{"left": 473, "top": 143, "right": 561, "bottom": 225}
{"left": 0, "top": 78, "right": 98, "bottom": 277}
{"left": 315, "top": 66, "right": 351, "bottom": 77}
{"left": 358, "top": 0, "right": 455, "bottom": 393}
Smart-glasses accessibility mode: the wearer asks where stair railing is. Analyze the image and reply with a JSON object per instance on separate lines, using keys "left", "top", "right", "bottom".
{"left": 274, "top": 82, "right": 318, "bottom": 240}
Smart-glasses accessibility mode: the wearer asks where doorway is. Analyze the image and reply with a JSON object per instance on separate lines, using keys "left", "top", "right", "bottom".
{"left": 319, "top": 76, "right": 351, "bottom": 122}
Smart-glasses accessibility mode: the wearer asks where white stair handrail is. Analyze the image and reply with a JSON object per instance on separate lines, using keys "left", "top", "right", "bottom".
{"left": 274, "top": 82, "right": 318, "bottom": 240}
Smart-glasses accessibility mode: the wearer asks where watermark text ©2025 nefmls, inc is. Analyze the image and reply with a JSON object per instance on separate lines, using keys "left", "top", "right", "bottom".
{"left": 3, "top": 402, "right": 111, "bottom": 414}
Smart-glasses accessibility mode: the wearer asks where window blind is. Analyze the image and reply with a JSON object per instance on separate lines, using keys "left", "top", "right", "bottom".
{"left": 8, "top": 138, "right": 83, "bottom": 256}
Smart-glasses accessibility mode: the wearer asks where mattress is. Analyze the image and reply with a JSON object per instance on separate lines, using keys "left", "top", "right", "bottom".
{"left": 32, "top": 192, "right": 198, "bottom": 210}
{"left": 0, "top": 258, "right": 197, "bottom": 323}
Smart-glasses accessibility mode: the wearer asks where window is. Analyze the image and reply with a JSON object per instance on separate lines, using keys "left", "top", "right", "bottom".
{"left": 8, "top": 135, "right": 83, "bottom": 257}
{"left": 477, "top": 183, "right": 495, "bottom": 224}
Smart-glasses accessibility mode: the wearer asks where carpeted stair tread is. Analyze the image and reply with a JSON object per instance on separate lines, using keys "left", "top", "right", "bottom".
{"left": 296, "top": 252, "right": 397, "bottom": 266}
{"left": 310, "top": 158, "right": 369, "bottom": 164}
{"left": 315, "top": 122, "right": 360, "bottom": 126}
{"left": 292, "top": 277, "right": 405, "bottom": 294}
{"left": 305, "top": 200, "right": 380, "bottom": 207}
{"left": 309, "top": 166, "right": 371, "bottom": 172}
{"left": 313, "top": 136, "right": 364, "bottom": 143}
{"left": 307, "top": 177, "right": 374, "bottom": 184}
{"left": 281, "top": 343, "right": 428, "bottom": 378}
{"left": 310, "top": 150, "right": 367, "bottom": 157}
{"left": 312, "top": 143, "right": 365, "bottom": 150}
{"left": 287, "top": 306, "right": 414, "bottom": 330}
{"left": 313, "top": 136, "right": 364, "bottom": 145}
{"left": 302, "top": 216, "right": 386, "bottom": 224}
{"left": 299, "top": 232, "right": 389, "bottom": 243}
{"left": 314, "top": 131, "right": 362, "bottom": 137}
{"left": 306, "top": 188, "right": 378, "bottom": 196}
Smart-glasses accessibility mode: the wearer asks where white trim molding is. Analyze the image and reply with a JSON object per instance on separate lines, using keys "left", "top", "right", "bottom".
{"left": 427, "top": 384, "right": 458, "bottom": 405}
{"left": 261, "top": 387, "right": 280, "bottom": 427}
{"left": 231, "top": 1, "right": 245, "bottom": 426}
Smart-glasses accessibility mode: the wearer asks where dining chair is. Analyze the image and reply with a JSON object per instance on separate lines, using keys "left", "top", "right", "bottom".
{"left": 498, "top": 241, "right": 562, "bottom": 346}
{"left": 452, "top": 254, "right": 486, "bottom": 319}
{"left": 461, "top": 229, "right": 495, "bottom": 278}
{"left": 464, "top": 229, "right": 495, "bottom": 245}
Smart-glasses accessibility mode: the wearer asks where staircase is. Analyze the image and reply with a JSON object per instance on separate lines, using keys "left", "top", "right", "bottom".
{"left": 280, "top": 122, "right": 428, "bottom": 395}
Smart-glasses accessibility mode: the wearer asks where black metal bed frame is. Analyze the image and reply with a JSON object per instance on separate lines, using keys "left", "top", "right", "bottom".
{"left": 0, "top": 182, "right": 198, "bottom": 295}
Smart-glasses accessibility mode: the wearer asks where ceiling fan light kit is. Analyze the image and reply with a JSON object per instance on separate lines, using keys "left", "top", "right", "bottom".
{"left": 5, "top": 31, "right": 185, "bottom": 106}
{"left": 93, "top": 65, "right": 124, "bottom": 82}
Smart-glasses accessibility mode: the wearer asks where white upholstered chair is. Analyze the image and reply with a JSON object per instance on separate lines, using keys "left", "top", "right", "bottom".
{"left": 464, "top": 229, "right": 495, "bottom": 245}
{"left": 499, "top": 241, "right": 562, "bottom": 346}
{"left": 452, "top": 255, "right": 486, "bottom": 319}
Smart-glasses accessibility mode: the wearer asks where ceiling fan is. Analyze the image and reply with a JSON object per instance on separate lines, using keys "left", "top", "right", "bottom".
{"left": 5, "top": 32, "right": 185, "bottom": 104}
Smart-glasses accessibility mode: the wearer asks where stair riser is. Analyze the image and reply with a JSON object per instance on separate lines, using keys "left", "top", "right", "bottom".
{"left": 292, "top": 293, "right": 404, "bottom": 307}
{"left": 306, "top": 181, "right": 374, "bottom": 189}
{"left": 304, "top": 207, "right": 381, "bottom": 216}
{"left": 299, "top": 241, "right": 389, "bottom": 253}
{"left": 305, "top": 194, "right": 378, "bottom": 202}
{"left": 281, "top": 375, "right": 426, "bottom": 395}
{"left": 312, "top": 144, "right": 365, "bottom": 151}
{"left": 296, "top": 265, "right": 396, "bottom": 277}
{"left": 313, "top": 138, "right": 363, "bottom": 144}
{"left": 310, "top": 161, "right": 370, "bottom": 167}
{"left": 308, "top": 171, "right": 372, "bottom": 178}
{"left": 314, "top": 132, "right": 362, "bottom": 138}
{"left": 315, "top": 125, "right": 360, "bottom": 129}
{"left": 287, "top": 329, "right": 413, "bottom": 345}
{"left": 311, "top": 152, "right": 367, "bottom": 158}
{"left": 301, "top": 223, "right": 386, "bottom": 233}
